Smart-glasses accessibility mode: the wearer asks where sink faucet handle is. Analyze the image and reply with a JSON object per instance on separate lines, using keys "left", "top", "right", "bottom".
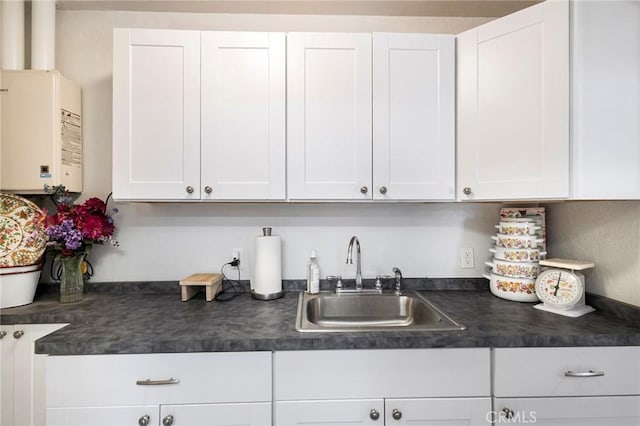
{"left": 375, "top": 275, "right": 392, "bottom": 291}
{"left": 392, "top": 267, "right": 403, "bottom": 295}
{"left": 326, "top": 275, "right": 343, "bottom": 291}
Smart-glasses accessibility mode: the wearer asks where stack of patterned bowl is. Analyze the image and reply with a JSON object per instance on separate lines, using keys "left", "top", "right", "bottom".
{"left": 484, "top": 217, "right": 546, "bottom": 302}
{"left": 0, "top": 193, "right": 48, "bottom": 308}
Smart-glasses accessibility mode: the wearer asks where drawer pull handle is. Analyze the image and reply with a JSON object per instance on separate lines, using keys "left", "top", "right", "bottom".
{"left": 564, "top": 370, "right": 604, "bottom": 378}
{"left": 136, "top": 378, "right": 180, "bottom": 386}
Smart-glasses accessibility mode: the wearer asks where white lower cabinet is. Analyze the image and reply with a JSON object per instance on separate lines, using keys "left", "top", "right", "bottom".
{"left": 276, "top": 399, "right": 384, "bottom": 425}
{"left": 274, "top": 349, "right": 491, "bottom": 425}
{"left": 494, "top": 396, "right": 640, "bottom": 426}
{"left": 0, "top": 323, "right": 66, "bottom": 426}
{"left": 45, "top": 352, "right": 272, "bottom": 426}
{"left": 44, "top": 346, "right": 640, "bottom": 426}
{"left": 47, "top": 403, "right": 271, "bottom": 426}
{"left": 384, "top": 398, "right": 490, "bottom": 425}
{"left": 160, "top": 403, "right": 271, "bottom": 426}
{"left": 46, "top": 406, "right": 158, "bottom": 426}
{"left": 493, "top": 347, "right": 640, "bottom": 426}
{"left": 276, "top": 397, "right": 491, "bottom": 426}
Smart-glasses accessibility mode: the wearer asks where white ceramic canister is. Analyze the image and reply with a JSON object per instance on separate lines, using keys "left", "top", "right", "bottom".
{"left": 483, "top": 272, "right": 539, "bottom": 302}
{"left": 489, "top": 246, "right": 546, "bottom": 263}
{"left": 0, "top": 263, "right": 42, "bottom": 308}
{"left": 491, "top": 234, "right": 544, "bottom": 249}
{"left": 485, "top": 259, "right": 540, "bottom": 279}
{"left": 495, "top": 220, "right": 541, "bottom": 236}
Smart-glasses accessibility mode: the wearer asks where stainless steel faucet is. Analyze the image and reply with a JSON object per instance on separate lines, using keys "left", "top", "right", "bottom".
{"left": 346, "top": 236, "right": 363, "bottom": 290}
{"left": 392, "top": 267, "right": 403, "bottom": 295}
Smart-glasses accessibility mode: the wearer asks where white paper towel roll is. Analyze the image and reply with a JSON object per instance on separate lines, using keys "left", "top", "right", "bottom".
{"left": 252, "top": 234, "right": 282, "bottom": 296}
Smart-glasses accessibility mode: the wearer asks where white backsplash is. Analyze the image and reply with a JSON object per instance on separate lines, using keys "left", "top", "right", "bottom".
{"left": 89, "top": 202, "right": 501, "bottom": 282}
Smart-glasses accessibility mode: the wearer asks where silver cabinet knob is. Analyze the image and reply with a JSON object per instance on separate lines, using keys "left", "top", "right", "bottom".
{"left": 13, "top": 330, "right": 24, "bottom": 339}
{"left": 204, "top": 186, "right": 213, "bottom": 194}
{"left": 0, "top": 331, "right": 7, "bottom": 339}
{"left": 392, "top": 409, "right": 402, "bottom": 420}
{"left": 463, "top": 187, "right": 472, "bottom": 195}
{"left": 162, "top": 415, "right": 174, "bottom": 426}
{"left": 369, "top": 409, "right": 380, "bottom": 421}
{"left": 138, "top": 415, "right": 150, "bottom": 426}
{"left": 502, "top": 408, "right": 514, "bottom": 419}
{"left": 185, "top": 186, "right": 194, "bottom": 194}
{"left": 379, "top": 186, "right": 387, "bottom": 195}
{"left": 360, "top": 186, "right": 368, "bottom": 194}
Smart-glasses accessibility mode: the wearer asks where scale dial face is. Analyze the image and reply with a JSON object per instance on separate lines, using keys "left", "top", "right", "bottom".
{"left": 535, "top": 269, "right": 583, "bottom": 309}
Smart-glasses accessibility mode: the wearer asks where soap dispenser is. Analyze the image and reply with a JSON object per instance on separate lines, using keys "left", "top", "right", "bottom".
{"left": 307, "top": 250, "right": 320, "bottom": 294}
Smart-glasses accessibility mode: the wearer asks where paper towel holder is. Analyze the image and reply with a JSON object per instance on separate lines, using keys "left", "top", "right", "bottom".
{"left": 251, "top": 226, "right": 284, "bottom": 301}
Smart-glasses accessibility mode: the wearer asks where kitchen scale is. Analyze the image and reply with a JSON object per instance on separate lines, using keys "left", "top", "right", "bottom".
{"left": 533, "top": 258, "right": 595, "bottom": 318}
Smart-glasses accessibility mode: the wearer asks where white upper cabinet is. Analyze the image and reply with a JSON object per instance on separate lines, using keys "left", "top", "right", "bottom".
{"left": 113, "top": 29, "right": 201, "bottom": 200}
{"left": 457, "top": 1, "right": 569, "bottom": 201}
{"left": 113, "top": 29, "right": 286, "bottom": 201}
{"left": 201, "top": 32, "right": 286, "bottom": 200}
{"left": 373, "top": 33, "right": 455, "bottom": 200}
{"left": 287, "top": 32, "right": 455, "bottom": 201}
{"left": 287, "top": 33, "right": 373, "bottom": 200}
{"left": 570, "top": 0, "right": 640, "bottom": 199}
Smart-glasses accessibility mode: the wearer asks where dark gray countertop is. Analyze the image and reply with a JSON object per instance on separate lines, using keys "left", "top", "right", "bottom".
{"left": 2, "top": 282, "right": 640, "bottom": 355}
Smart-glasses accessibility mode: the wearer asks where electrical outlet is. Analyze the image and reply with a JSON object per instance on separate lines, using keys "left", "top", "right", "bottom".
{"left": 460, "top": 248, "right": 474, "bottom": 269}
{"left": 231, "top": 248, "right": 244, "bottom": 270}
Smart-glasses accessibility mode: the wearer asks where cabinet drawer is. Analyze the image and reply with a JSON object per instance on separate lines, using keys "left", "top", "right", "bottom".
{"left": 494, "top": 347, "right": 640, "bottom": 397}
{"left": 47, "top": 352, "right": 272, "bottom": 407}
{"left": 275, "top": 348, "right": 490, "bottom": 400}
{"left": 494, "top": 396, "right": 640, "bottom": 425}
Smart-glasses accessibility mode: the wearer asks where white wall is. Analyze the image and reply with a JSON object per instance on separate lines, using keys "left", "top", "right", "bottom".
{"left": 93, "top": 202, "right": 502, "bottom": 282}
{"left": 545, "top": 201, "right": 640, "bottom": 307}
{"left": 54, "top": 10, "right": 502, "bottom": 283}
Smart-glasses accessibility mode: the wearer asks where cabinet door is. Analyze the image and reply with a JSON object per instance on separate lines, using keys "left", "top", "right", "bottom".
{"left": 385, "top": 398, "right": 491, "bottom": 425}
{"left": 287, "top": 33, "right": 372, "bottom": 200}
{"left": 201, "top": 32, "right": 285, "bottom": 200}
{"left": 571, "top": 1, "right": 640, "bottom": 199}
{"left": 160, "top": 402, "right": 270, "bottom": 426}
{"left": 113, "top": 29, "right": 201, "bottom": 200}
{"left": 494, "top": 396, "right": 640, "bottom": 426}
{"left": 47, "top": 406, "right": 158, "bottom": 426}
{"left": 276, "top": 399, "right": 383, "bottom": 426}
{"left": 457, "top": 1, "right": 569, "bottom": 200}
{"left": 0, "top": 325, "right": 15, "bottom": 426}
{"left": 494, "top": 346, "right": 640, "bottom": 398}
{"left": 1, "top": 324, "right": 66, "bottom": 426}
{"left": 373, "top": 33, "right": 455, "bottom": 200}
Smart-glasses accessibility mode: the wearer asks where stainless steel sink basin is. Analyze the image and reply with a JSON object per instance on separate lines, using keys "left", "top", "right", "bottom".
{"left": 295, "top": 291, "right": 465, "bottom": 332}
